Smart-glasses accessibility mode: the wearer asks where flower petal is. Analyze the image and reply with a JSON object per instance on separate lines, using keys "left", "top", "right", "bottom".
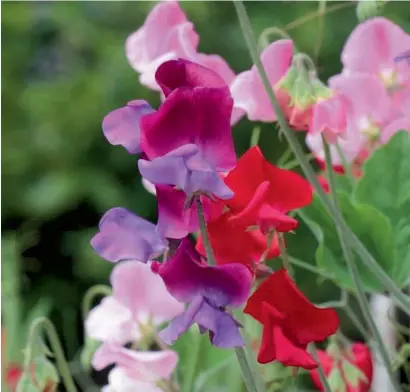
{"left": 111, "top": 261, "right": 184, "bottom": 326}
{"left": 152, "top": 238, "right": 252, "bottom": 307}
{"left": 102, "top": 100, "right": 155, "bottom": 154}
{"left": 91, "top": 208, "right": 166, "bottom": 263}
{"left": 104, "top": 367, "right": 164, "bottom": 392}
{"left": 93, "top": 344, "right": 178, "bottom": 382}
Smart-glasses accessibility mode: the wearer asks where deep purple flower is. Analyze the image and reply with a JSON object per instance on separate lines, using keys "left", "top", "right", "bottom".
{"left": 91, "top": 207, "right": 166, "bottom": 263}
{"left": 138, "top": 144, "right": 233, "bottom": 199}
{"left": 155, "top": 186, "right": 212, "bottom": 239}
{"left": 151, "top": 238, "right": 252, "bottom": 348}
{"left": 102, "top": 100, "right": 155, "bottom": 154}
{"left": 140, "top": 59, "right": 236, "bottom": 172}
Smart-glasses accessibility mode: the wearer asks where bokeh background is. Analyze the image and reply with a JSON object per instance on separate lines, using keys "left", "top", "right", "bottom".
{"left": 2, "top": 1, "right": 410, "bottom": 390}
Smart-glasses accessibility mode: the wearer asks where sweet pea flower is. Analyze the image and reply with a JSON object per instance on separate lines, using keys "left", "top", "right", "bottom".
{"left": 102, "top": 100, "right": 155, "bottom": 154}
{"left": 341, "top": 17, "right": 410, "bottom": 90}
{"left": 244, "top": 269, "right": 339, "bottom": 368}
{"left": 196, "top": 208, "right": 280, "bottom": 270}
{"left": 125, "top": 1, "right": 235, "bottom": 91}
{"left": 91, "top": 207, "right": 166, "bottom": 263}
{"left": 94, "top": 344, "right": 178, "bottom": 392}
{"left": 86, "top": 261, "right": 184, "bottom": 345}
{"left": 310, "top": 342, "right": 373, "bottom": 392}
{"left": 152, "top": 238, "right": 252, "bottom": 348}
{"left": 222, "top": 146, "right": 312, "bottom": 233}
{"left": 231, "top": 39, "right": 293, "bottom": 123}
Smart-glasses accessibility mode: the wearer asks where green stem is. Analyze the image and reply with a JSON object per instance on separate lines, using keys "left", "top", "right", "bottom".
{"left": 24, "top": 317, "right": 77, "bottom": 392}
{"left": 250, "top": 126, "right": 262, "bottom": 147}
{"left": 277, "top": 233, "right": 294, "bottom": 278}
{"left": 195, "top": 197, "right": 216, "bottom": 266}
{"left": 288, "top": 255, "right": 334, "bottom": 280}
{"left": 234, "top": 0, "right": 410, "bottom": 316}
{"left": 234, "top": 347, "right": 264, "bottom": 392}
{"left": 313, "top": 0, "right": 327, "bottom": 62}
{"left": 344, "top": 304, "right": 370, "bottom": 341}
{"left": 334, "top": 141, "right": 355, "bottom": 188}
{"left": 81, "top": 284, "right": 112, "bottom": 322}
{"left": 323, "top": 137, "right": 401, "bottom": 392}
{"left": 181, "top": 329, "right": 201, "bottom": 392}
{"left": 309, "top": 344, "right": 332, "bottom": 392}
{"left": 195, "top": 196, "right": 264, "bottom": 392}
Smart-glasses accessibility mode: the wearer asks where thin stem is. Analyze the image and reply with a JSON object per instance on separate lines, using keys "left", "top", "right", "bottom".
{"left": 181, "top": 330, "right": 201, "bottom": 392}
{"left": 82, "top": 284, "right": 112, "bottom": 322}
{"left": 344, "top": 304, "right": 371, "bottom": 341}
{"left": 195, "top": 197, "right": 216, "bottom": 266}
{"left": 309, "top": 344, "right": 332, "bottom": 392}
{"left": 234, "top": 347, "right": 264, "bottom": 392}
{"left": 282, "top": 153, "right": 315, "bottom": 170}
{"left": 288, "top": 255, "right": 334, "bottom": 280}
{"left": 313, "top": 0, "right": 327, "bottom": 63}
{"left": 334, "top": 141, "right": 355, "bottom": 188}
{"left": 259, "top": 230, "right": 274, "bottom": 263}
{"left": 323, "top": 137, "right": 401, "bottom": 392}
{"left": 26, "top": 317, "right": 77, "bottom": 392}
{"left": 234, "top": 0, "right": 410, "bottom": 315}
{"left": 277, "top": 233, "right": 294, "bottom": 277}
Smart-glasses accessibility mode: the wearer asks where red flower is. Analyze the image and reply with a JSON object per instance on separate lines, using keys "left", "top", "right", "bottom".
{"left": 244, "top": 269, "right": 339, "bottom": 369}
{"left": 223, "top": 146, "right": 312, "bottom": 233}
{"left": 196, "top": 208, "right": 280, "bottom": 270}
{"left": 310, "top": 343, "right": 373, "bottom": 392}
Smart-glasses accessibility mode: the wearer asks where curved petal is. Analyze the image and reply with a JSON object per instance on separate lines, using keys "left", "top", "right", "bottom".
{"left": 111, "top": 261, "right": 184, "bottom": 325}
{"left": 93, "top": 344, "right": 178, "bottom": 382}
{"left": 231, "top": 39, "right": 293, "bottom": 122}
{"left": 195, "top": 53, "right": 236, "bottom": 87}
{"left": 381, "top": 117, "right": 410, "bottom": 144}
{"left": 91, "top": 207, "right": 166, "bottom": 263}
{"left": 85, "top": 297, "right": 138, "bottom": 344}
{"left": 342, "top": 17, "right": 410, "bottom": 75}
{"left": 105, "top": 367, "right": 164, "bottom": 392}
{"left": 102, "top": 100, "right": 154, "bottom": 154}
{"left": 125, "top": 1, "right": 198, "bottom": 74}
{"left": 152, "top": 238, "right": 252, "bottom": 307}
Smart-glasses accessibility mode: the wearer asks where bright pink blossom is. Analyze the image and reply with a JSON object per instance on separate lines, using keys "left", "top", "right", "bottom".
{"left": 231, "top": 39, "right": 293, "bottom": 123}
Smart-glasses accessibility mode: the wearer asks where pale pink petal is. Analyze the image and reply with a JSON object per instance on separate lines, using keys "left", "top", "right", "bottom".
{"left": 381, "top": 117, "right": 410, "bottom": 144}
{"left": 329, "top": 73, "right": 391, "bottom": 125}
{"left": 111, "top": 261, "right": 184, "bottom": 325}
{"left": 231, "top": 39, "right": 293, "bottom": 122}
{"left": 105, "top": 367, "right": 163, "bottom": 392}
{"left": 126, "top": 2, "right": 199, "bottom": 90}
{"left": 85, "top": 297, "right": 139, "bottom": 344}
{"left": 142, "top": 178, "right": 157, "bottom": 196}
{"left": 196, "top": 52, "right": 236, "bottom": 86}
{"left": 342, "top": 17, "right": 410, "bottom": 76}
{"left": 93, "top": 344, "right": 178, "bottom": 382}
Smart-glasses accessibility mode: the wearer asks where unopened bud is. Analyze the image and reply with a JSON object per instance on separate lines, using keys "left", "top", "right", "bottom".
{"left": 356, "top": 0, "right": 388, "bottom": 21}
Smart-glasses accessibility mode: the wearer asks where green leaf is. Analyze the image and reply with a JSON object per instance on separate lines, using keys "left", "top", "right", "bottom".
{"left": 354, "top": 131, "right": 410, "bottom": 287}
{"left": 299, "top": 193, "right": 395, "bottom": 292}
{"left": 327, "top": 367, "right": 347, "bottom": 392}
{"left": 32, "top": 356, "right": 60, "bottom": 389}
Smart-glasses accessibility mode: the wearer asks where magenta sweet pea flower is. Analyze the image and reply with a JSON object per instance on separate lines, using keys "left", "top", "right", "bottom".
{"left": 125, "top": 1, "right": 235, "bottom": 91}
{"left": 231, "top": 39, "right": 293, "bottom": 123}
{"left": 152, "top": 238, "right": 252, "bottom": 348}
{"left": 138, "top": 144, "right": 233, "bottom": 200}
{"left": 91, "top": 207, "right": 166, "bottom": 263}
{"left": 140, "top": 59, "right": 236, "bottom": 172}
{"left": 86, "top": 261, "right": 184, "bottom": 344}
{"left": 341, "top": 17, "right": 410, "bottom": 90}
{"left": 102, "top": 100, "right": 155, "bottom": 154}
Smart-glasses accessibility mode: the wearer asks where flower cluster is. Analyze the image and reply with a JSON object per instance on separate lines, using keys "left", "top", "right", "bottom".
{"left": 86, "top": 2, "right": 410, "bottom": 388}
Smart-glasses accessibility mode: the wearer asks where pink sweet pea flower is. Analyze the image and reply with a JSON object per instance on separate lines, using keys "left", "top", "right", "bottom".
{"left": 86, "top": 261, "right": 184, "bottom": 345}
{"left": 125, "top": 1, "right": 235, "bottom": 91}
{"left": 95, "top": 345, "right": 178, "bottom": 392}
{"left": 231, "top": 39, "right": 293, "bottom": 123}
{"left": 341, "top": 17, "right": 410, "bottom": 90}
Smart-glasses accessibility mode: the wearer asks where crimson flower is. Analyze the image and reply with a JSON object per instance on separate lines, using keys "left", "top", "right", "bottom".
{"left": 223, "top": 146, "right": 312, "bottom": 233}
{"left": 310, "top": 343, "right": 373, "bottom": 392}
{"left": 244, "top": 269, "right": 339, "bottom": 369}
{"left": 196, "top": 208, "right": 280, "bottom": 271}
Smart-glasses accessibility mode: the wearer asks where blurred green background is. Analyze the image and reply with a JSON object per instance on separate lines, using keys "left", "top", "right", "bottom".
{"left": 2, "top": 1, "right": 410, "bottom": 389}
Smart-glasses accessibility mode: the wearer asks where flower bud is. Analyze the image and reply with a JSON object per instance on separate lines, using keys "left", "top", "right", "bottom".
{"left": 356, "top": 0, "right": 388, "bottom": 22}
